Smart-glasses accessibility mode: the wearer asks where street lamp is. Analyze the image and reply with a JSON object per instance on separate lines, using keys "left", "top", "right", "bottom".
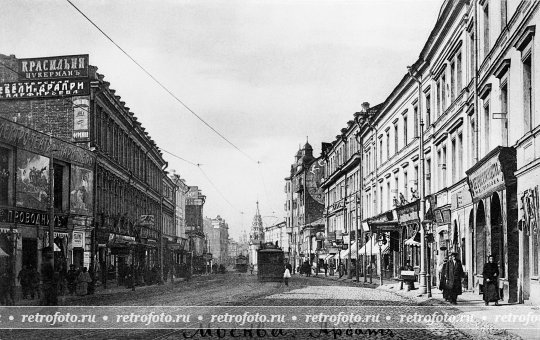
{"left": 377, "top": 233, "right": 387, "bottom": 286}
{"left": 354, "top": 102, "right": 377, "bottom": 285}
{"left": 407, "top": 65, "right": 428, "bottom": 295}
{"left": 8, "top": 226, "right": 18, "bottom": 304}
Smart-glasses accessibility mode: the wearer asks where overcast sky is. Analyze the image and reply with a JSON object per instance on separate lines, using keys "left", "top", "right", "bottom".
{"left": 1, "top": 0, "right": 443, "bottom": 240}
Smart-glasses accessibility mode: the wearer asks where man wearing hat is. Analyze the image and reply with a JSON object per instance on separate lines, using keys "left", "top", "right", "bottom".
{"left": 40, "top": 247, "right": 58, "bottom": 306}
{"left": 445, "top": 252, "right": 464, "bottom": 304}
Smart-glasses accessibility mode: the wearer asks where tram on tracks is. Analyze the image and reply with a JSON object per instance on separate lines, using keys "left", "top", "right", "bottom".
{"left": 257, "top": 242, "right": 284, "bottom": 282}
{"left": 235, "top": 254, "right": 248, "bottom": 272}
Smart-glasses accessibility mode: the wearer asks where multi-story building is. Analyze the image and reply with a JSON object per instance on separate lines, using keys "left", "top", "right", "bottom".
{"left": 264, "top": 220, "right": 288, "bottom": 250}
{"left": 0, "top": 53, "right": 172, "bottom": 288}
{"left": 318, "top": 0, "right": 540, "bottom": 305}
{"left": 204, "top": 215, "right": 229, "bottom": 266}
{"left": 161, "top": 174, "right": 176, "bottom": 280}
{"left": 170, "top": 173, "right": 189, "bottom": 266}
{"left": 185, "top": 186, "right": 207, "bottom": 273}
{"left": 285, "top": 142, "right": 325, "bottom": 273}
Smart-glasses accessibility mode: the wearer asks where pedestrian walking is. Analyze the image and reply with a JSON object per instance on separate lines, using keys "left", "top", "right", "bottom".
{"left": 76, "top": 267, "right": 91, "bottom": 296}
{"left": 249, "top": 263, "right": 254, "bottom": 275}
{"left": 286, "top": 262, "right": 293, "bottom": 275}
{"left": 438, "top": 257, "right": 449, "bottom": 301}
{"left": 445, "top": 252, "right": 464, "bottom": 304}
{"left": 40, "top": 247, "right": 58, "bottom": 306}
{"left": 482, "top": 255, "right": 500, "bottom": 306}
{"left": 0, "top": 271, "right": 12, "bottom": 305}
{"left": 66, "top": 265, "right": 78, "bottom": 295}
{"left": 18, "top": 265, "right": 30, "bottom": 299}
{"left": 324, "top": 262, "right": 328, "bottom": 277}
{"left": 28, "top": 266, "right": 40, "bottom": 300}
{"left": 283, "top": 266, "right": 291, "bottom": 286}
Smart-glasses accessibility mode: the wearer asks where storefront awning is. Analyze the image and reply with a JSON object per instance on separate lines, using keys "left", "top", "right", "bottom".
{"left": 404, "top": 231, "right": 421, "bottom": 247}
{"left": 357, "top": 238, "right": 389, "bottom": 257}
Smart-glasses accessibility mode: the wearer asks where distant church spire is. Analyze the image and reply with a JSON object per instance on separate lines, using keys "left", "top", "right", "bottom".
{"left": 250, "top": 201, "right": 264, "bottom": 242}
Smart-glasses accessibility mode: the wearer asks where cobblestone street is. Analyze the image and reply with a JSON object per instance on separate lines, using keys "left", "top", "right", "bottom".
{"left": 2, "top": 272, "right": 530, "bottom": 339}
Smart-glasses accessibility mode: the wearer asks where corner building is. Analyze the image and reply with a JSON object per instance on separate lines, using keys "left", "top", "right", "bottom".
{"left": 0, "top": 53, "right": 171, "bottom": 288}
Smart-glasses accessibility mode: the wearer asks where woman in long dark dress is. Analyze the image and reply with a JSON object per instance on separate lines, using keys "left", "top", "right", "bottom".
{"left": 482, "top": 255, "right": 500, "bottom": 306}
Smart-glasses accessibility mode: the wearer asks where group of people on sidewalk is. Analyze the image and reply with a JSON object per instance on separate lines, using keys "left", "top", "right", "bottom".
{"left": 439, "top": 252, "right": 501, "bottom": 306}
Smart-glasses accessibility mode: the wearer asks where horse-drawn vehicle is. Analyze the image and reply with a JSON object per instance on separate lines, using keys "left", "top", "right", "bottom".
{"left": 257, "top": 242, "right": 284, "bottom": 282}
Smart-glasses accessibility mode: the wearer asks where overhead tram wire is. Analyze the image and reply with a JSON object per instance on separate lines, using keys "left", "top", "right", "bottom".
{"left": 197, "top": 166, "right": 241, "bottom": 214}
{"left": 66, "top": 0, "right": 258, "bottom": 165}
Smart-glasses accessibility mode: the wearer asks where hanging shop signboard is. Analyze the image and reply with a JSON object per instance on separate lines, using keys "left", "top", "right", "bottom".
{"left": 466, "top": 147, "right": 516, "bottom": 202}
{"left": 0, "top": 208, "right": 68, "bottom": 228}
{"left": 18, "top": 54, "right": 89, "bottom": 80}
{"left": 72, "top": 231, "right": 85, "bottom": 248}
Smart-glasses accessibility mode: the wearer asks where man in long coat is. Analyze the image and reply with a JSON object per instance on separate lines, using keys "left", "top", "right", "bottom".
{"left": 446, "top": 252, "right": 464, "bottom": 304}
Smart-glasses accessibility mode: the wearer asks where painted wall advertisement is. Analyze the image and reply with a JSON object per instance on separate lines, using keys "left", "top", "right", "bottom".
{"left": 16, "top": 150, "right": 50, "bottom": 211}
{"left": 70, "top": 165, "right": 93, "bottom": 215}
{"left": 73, "top": 98, "right": 90, "bottom": 141}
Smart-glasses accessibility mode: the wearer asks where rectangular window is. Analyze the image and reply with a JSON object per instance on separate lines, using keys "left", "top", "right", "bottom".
{"left": 386, "top": 131, "right": 390, "bottom": 159}
{"left": 470, "top": 33, "right": 475, "bottom": 79}
{"left": 523, "top": 56, "right": 533, "bottom": 132}
{"left": 457, "top": 53, "right": 462, "bottom": 92}
{"left": 436, "top": 81, "right": 441, "bottom": 117}
{"left": 441, "top": 74, "right": 446, "bottom": 111}
{"left": 450, "top": 61, "right": 456, "bottom": 101}
{"left": 426, "top": 158, "right": 431, "bottom": 195}
{"left": 379, "top": 137, "right": 383, "bottom": 164}
{"left": 403, "top": 116, "right": 408, "bottom": 146}
{"left": 437, "top": 149, "right": 442, "bottom": 190}
{"left": 484, "top": 4, "right": 490, "bottom": 56}
{"left": 394, "top": 176, "right": 399, "bottom": 205}
{"left": 457, "top": 133, "right": 463, "bottom": 179}
{"left": 413, "top": 104, "right": 419, "bottom": 138}
{"left": 442, "top": 146, "right": 447, "bottom": 188}
{"left": 501, "top": 82, "right": 508, "bottom": 146}
{"left": 451, "top": 138, "right": 457, "bottom": 183}
{"left": 403, "top": 171, "right": 408, "bottom": 200}
{"left": 394, "top": 122, "right": 399, "bottom": 153}
{"left": 425, "top": 93, "right": 431, "bottom": 126}
{"left": 484, "top": 101, "right": 490, "bottom": 152}
{"left": 470, "top": 116, "right": 476, "bottom": 165}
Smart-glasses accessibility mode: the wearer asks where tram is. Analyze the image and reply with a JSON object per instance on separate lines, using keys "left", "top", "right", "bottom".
{"left": 257, "top": 242, "right": 284, "bottom": 282}
{"left": 235, "top": 255, "right": 248, "bottom": 272}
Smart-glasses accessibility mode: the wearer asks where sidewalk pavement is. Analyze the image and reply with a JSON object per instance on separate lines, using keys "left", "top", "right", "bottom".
{"left": 13, "top": 275, "right": 205, "bottom": 306}
{"left": 310, "top": 272, "right": 539, "bottom": 339}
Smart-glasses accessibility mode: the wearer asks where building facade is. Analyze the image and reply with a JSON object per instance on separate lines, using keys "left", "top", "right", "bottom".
{"left": 0, "top": 53, "right": 184, "bottom": 289}
{"left": 285, "top": 142, "right": 325, "bottom": 273}
{"left": 317, "top": 0, "right": 540, "bottom": 305}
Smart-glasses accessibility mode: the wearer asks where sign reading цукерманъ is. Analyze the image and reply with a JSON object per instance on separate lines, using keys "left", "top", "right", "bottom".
{"left": 18, "top": 54, "right": 89, "bottom": 79}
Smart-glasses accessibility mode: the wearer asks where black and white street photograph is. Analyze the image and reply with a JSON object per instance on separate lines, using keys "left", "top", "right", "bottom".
{"left": 0, "top": 0, "right": 540, "bottom": 339}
